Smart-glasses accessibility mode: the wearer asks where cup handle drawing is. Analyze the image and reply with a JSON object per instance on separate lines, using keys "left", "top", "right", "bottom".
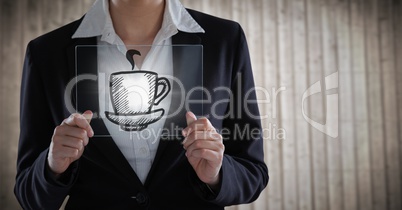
{"left": 154, "top": 77, "right": 171, "bottom": 105}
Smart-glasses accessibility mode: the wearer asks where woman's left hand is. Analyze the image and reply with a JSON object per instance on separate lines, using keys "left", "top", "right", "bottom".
{"left": 182, "top": 111, "right": 225, "bottom": 189}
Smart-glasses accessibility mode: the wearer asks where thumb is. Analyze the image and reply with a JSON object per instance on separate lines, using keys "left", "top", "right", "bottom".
{"left": 82, "top": 110, "right": 93, "bottom": 124}
{"left": 186, "top": 111, "right": 197, "bottom": 125}
{"left": 182, "top": 111, "right": 197, "bottom": 138}
{"left": 81, "top": 110, "right": 94, "bottom": 137}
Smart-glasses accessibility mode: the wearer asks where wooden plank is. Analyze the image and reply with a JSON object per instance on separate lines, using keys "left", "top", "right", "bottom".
{"left": 212, "top": 0, "right": 225, "bottom": 19}
{"left": 261, "top": 0, "right": 283, "bottom": 209}
{"left": 255, "top": 0, "right": 283, "bottom": 209}
{"left": 3, "top": 1, "right": 402, "bottom": 210}
{"left": 245, "top": 0, "right": 263, "bottom": 132}
{"left": 350, "top": 0, "right": 373, "bottom": 209}
{"left": 233, "top": 1, "right": 266, "bottom": 209}
{"left": 364, "top": 0, "right": 388, "bottom": 209}
{"left": 231, "top": 0, "right": 253, "bottom": 210}
{"left": 321, "top": 0, "right": 344, "bottom": 209}
{"left": 181, "top": 0, "right": 203, "bottom": 11}
{"left": 395, "top": 1, "right": 402, "bottom": 207}
{"left": 219, "top": 0, "right": 233, "bottom": 20}
{"left": 306, "top": 0, "right": 330, "bottom": 209}
{"left": 201, "top": 0, "right": 215, "bottom": 17}
{"left": 22, "top": 0, "right": 43, "bottom": 52}
{"left": 82, "top": 0, "right": 95, "bottom": 14}
{"left": 41, "top": 0, "right": 62, "bottom": 33}
{"left": 379, "top": 0, "right": 402, "bottom": 209}
{"left": 0, "top": 1, "right": 4, "bottom": 210}
{"left": 202, "top": 0, "right": 232, "bottom": 20}
{"left": 276, "top": 0, "right": 298, "bottom": 209}
{"left": 199, "top": 0, "right": 233, "bottom": 20}
{"left": 335, "top": 0, "right": 365, "bottom": 209}
{"left": 62, "top": 0, "right": 84, "bottom": 24}
{"left": 0, "top": 0, "right": 23, "bottom": 209}
{"left": 291, "top": 0, "right": 313, "bottom": 209}
{"left": 231, "top": 0, "right": 248, "bottom": 32}
{"left": 246, "top": 1, "right": 267, "bottom": 209}
{"left": 230, "top": 2, "right": 251, "bottom": 210}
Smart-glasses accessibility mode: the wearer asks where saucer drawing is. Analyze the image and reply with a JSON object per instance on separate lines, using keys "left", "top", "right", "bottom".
{"left": 105, "top": 109, "right": 165, "bottom": 131}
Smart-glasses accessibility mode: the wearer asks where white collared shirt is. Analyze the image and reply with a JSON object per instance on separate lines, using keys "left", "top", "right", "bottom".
{"left": 72, "top": 0, "right": 204, "bottom": 184}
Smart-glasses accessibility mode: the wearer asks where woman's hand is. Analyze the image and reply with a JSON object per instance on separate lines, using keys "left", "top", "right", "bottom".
{"left": 182, "top": 112, "right": 224, "bottom": 189}
{"left": 47, "top": 110, "right": 94, "bottom": 176}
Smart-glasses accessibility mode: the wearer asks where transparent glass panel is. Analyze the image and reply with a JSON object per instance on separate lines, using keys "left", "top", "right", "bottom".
{"left": 74, "top": 45, "right": 203, "bottom": 139}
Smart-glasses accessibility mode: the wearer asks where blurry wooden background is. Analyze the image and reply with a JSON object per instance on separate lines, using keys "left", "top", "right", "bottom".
{"left": 1, "top": 0, "right": 401, "bottom": 209}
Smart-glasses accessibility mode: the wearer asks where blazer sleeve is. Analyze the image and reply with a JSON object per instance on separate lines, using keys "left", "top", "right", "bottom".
{"left": 190, "top": 24, "right": 269, "bottom": 206}
{"left": 14, "top": 41, "right": 77, "bottom": 210}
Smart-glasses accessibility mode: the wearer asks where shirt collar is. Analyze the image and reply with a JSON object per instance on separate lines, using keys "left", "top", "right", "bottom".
{"left": 72, "top": 0, "right": 204, "bottom": 42}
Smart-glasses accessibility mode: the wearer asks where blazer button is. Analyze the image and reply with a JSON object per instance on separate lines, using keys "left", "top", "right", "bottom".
{"left": 134, "top": 192, "right": 148, "bottom": 206}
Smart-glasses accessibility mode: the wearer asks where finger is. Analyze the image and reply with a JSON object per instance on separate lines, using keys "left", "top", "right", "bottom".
{"left": 83, "top": 110, "right": 94, "bottom": 137}
{"left": 54, "top": 126, "right": 90, "bottom": 145}
{"left": 51, "top": 146, "right": 80, "bottom": 160}
{"left": 82, "top": 110, "right": 93, "bottom": 124}
{"left": 182, "top": 117, "right": 214, "bottom": 138}
{"left": 62, "top": 111, "right": 94, "bottom": 137}
{"left": 55, "top": 136, "right": 85, "bottom": 151}
{"left": 185, "top": 139, "right": 224, "bottom": 157}
{"left": 186, "top": 111, "right": 197, "bottom": 125}
{"left": 186, "top": 148, "right": 223, "bottom": 164}
{"left": 73, "top": 111, "right": 94, "bottom": 137}
{"left": 182, "top": 111, "right": 197, "bottom": 137}
{"left": 183, "top": 131, "right": 222, "bottom": 149}
{"left": 62, "top": 113, "right": 88, "bottom": 128}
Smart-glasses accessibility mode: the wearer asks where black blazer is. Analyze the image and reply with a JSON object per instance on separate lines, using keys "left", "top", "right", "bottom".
{"left": 15, "top": 9, "right": 268, "bottom": 210}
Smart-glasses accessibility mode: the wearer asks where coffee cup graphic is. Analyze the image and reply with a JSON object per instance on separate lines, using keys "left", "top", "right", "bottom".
{"left": 105, "top": 71, "right": 171, "bottom": 131}
{"left": 105, "top": 50, "right": 171, "bottom": 131}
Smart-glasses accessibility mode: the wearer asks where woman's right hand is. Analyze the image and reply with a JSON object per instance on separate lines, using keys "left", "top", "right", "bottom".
{"left": 47, "top": 110, "right": 94, "bottom": 177}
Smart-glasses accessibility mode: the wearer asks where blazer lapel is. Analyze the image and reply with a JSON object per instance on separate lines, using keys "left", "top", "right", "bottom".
{"left": 67, "top": 38, "right": 144, "bottom": 187}
{"left": 144, "top": 31, "right": 202, "bottom": 187}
